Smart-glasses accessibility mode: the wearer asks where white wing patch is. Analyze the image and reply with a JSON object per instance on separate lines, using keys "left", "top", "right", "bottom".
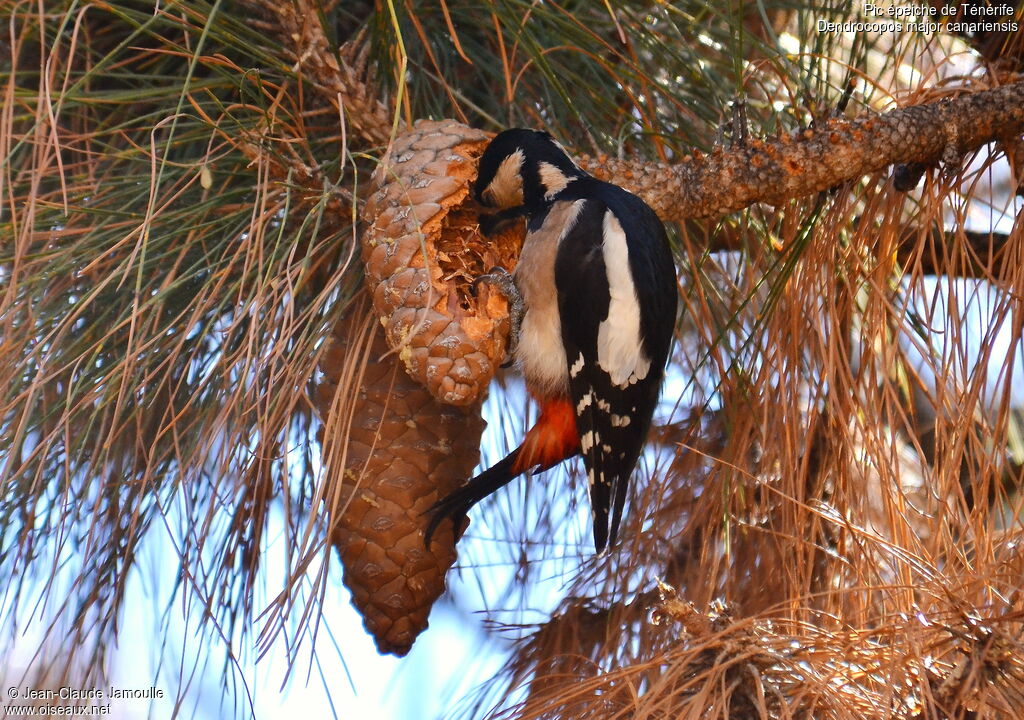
{"left": 597, "top": 211, "right": 651, "bottom": 388}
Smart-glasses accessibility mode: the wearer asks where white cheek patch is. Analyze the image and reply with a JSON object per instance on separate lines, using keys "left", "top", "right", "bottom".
{"left": 596, "top": 211, "right": 651, "bottom": 388}
{"left": 485, "top": 149, "right": 525, "bottom": 208}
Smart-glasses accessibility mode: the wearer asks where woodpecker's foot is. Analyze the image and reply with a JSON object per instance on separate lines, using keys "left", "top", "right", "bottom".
{"left": 473, "top": 266, "right": 523, "bottom": 365}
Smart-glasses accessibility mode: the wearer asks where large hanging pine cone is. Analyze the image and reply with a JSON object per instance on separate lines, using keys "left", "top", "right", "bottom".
{"left": 316, "top": 293, "right": 486, "bottom": 656}
{"left": 361, "top": 119, "right": 524, "bottom": 406}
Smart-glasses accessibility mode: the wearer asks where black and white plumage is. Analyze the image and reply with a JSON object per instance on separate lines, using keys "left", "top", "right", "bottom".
{"left": 550, "top": 178, "right": 676, "bottom": 549}
{"left": 427, "top": 129, "right": 676, "bottom": 553}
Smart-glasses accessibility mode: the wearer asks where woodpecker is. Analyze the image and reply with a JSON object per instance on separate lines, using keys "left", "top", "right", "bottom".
{"left": 426, "top": 129, "right": 677, "bottom": 552}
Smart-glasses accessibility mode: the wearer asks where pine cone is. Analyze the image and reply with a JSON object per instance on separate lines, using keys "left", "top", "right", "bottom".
{"left": 316, "top": 293, "right": 485, "bottom": 656}
{"left": 361, "top": 119, "right": 524, "bottom": 406}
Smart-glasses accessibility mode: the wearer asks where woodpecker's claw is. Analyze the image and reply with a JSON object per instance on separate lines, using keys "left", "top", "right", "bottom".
{"left": 473, "top": 266, "right": 523, "bottom": 365}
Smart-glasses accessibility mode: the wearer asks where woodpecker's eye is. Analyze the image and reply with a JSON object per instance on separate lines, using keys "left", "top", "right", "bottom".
{"left": 478, "top": 187, "right": 498, "bottom": 207}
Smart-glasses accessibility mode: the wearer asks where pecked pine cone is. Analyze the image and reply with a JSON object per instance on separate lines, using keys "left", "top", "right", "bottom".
{"left": 361, "top": 119, "right": 524, "bottom": 406}
{"left": 316, "top": 292, "right": 485, "bottom": 656}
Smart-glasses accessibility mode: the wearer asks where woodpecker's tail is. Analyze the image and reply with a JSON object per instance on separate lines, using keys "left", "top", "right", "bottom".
{"left": 424, "top": 448, "right": 522, "bottom": 548}
{"left": 424, "top": 396, "right": 580, "bottom": 548}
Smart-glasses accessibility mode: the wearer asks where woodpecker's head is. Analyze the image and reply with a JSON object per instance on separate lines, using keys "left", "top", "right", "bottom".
{"left": 473, "top": 129, "right": 584, "bottom": 212}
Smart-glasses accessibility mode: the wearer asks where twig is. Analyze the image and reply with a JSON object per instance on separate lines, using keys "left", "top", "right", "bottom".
{"left": 246, "top": 0, "right": 393, "bottom": 147}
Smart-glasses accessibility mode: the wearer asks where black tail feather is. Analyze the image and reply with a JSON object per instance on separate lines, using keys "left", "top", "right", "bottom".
{"left": 590, "top": 477, "right": 610, "bottom": 553}
{"left": 609, "top": 476, "right": 628, "bottom": 550}
{"left": 424, "top": 448, "right": 522, "bottom": 549}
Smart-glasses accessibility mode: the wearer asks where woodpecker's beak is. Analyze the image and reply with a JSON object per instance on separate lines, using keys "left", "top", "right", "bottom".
{"left": 478, "top": 212, "right": 504, "bottom": 237}
{"left": 478, "top": 205, "right": 528, "bottom": 236}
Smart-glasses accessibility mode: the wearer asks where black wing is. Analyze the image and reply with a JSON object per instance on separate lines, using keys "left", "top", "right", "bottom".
{"left": 554, "top": 181, "right": 676, "bottom": 551}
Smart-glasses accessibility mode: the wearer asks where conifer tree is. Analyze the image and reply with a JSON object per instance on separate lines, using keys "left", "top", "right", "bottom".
{"left": 2, "top": 2, "right": 1023, "bottom": 717}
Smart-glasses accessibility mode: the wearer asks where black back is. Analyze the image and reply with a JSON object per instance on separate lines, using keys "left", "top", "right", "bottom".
{"left": 553, "top": 178, "right": 676, "bottom": 550}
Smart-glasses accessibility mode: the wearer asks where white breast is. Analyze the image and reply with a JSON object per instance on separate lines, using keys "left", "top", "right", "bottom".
{"left": 513, "top": 200, "right": 585, "bottom": 397}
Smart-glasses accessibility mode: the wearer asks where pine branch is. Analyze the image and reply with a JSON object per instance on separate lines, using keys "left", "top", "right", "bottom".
{"left": 581, "top": 80, "right": 1024, "bottom": 221}
{"left": 247, "top": 0, "right": 392, "bottom": 147}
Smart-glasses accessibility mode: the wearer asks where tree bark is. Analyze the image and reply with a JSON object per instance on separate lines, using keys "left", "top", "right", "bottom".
{"left": 582, "top": 80, "right": 1024, "bottom": 221}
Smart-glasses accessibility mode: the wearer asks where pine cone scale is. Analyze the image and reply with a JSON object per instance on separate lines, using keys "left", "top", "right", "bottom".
{"left": 361, "top": 119, "right": 523, "bottom": 407}
{"left": 315, "top": 293, "right": 484, "bottom": 656}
